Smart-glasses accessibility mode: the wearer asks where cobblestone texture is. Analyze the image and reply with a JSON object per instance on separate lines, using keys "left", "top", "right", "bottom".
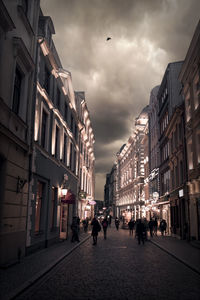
{"left": 16, "top": 228, "right": 200, "bottom": 300}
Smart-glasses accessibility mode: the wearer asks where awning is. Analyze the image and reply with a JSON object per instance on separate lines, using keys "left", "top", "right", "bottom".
{"left": 61, "top": 192, "right": 76, "bottom": 204}
{"left": 89, "top": 200, "right": 96, "bottom": 205}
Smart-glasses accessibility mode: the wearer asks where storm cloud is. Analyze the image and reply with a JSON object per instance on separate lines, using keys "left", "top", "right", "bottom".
{"left": 40, "top": 0, "right": 200, "bottom": 200}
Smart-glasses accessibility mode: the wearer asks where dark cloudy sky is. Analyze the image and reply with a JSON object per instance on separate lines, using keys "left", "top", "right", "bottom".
{"left": 40, "top": 0, "right": 200, "bottom": 200}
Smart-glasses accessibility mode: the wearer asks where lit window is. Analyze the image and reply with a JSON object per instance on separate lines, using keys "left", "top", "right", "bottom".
{"left": 185, "top": 92, "right": 191, "bottom": 122}
{"left": 187, "top": 137, "right": 193, "bottom": 170}
{"left": 193, "top": 75, "right": 200, "bottom": 110}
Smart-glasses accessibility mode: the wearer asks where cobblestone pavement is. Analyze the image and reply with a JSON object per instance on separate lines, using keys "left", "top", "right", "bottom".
{"left": 16, "top": 227, "right": 200, "bottom": 300}
{"left": 0, "top": 229, "right": 90, "bottom": 300}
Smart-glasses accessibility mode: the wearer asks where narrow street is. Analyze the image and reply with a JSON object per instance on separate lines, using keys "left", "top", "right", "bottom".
{"left": 16, "top": 227, "right": 200, "bottom": 300}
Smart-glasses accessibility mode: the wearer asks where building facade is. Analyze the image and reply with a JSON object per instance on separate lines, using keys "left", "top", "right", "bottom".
{"left": 165, "top": 104, "right": 188, "bottom": 239}
{"left": 0, "top": 0, "right": 40, "bottom": 266}
{"left": 179, "top": 20, "right": 200, "bottom": 241}
{"left": 148, "top": 86, "right": 160, "bottom": 216}
{"left": 157, "top": 61, "right": 184, "bottom": 233}
{"left": 76, "top": 92, "right": 95, "bottom": 220}
{"left": 0, "top": 1, "right": 95, "bottom": 265}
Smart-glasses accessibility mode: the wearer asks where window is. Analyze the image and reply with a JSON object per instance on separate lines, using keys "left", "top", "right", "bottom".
{"left": 56, "top": 88, "right": 60, "bottom": 109}
{"left": 41, "top": 110, "right": 48, "bottom": 148}
{"left": 70, "top": 114, "right": 74, "bottom": 132}
{"left": 22, "top": 0, "right": 28, "bottom": 15}
{"left": 63, "top": 133, "right": 67, "bottom": 164}
{"left": 75, "top": 124, "right": 78, "bottom": 141}
{"left": 50, "top": 187, "right": 57, "bottom": 230}
{"left": 12, "top": 67, "right": 22, "bottom": 114}
{"left": 74, "top": 149, "right": 76, "bottom": 173}
{"left": 171, "top": 168, "right": 174, "bottom": 189}
{"left": 185, "top": 92, "right": 191, "bottom": 122}
{"left": 175, "top": 165, "right": 179, "bottom": 187}
{"left": 69, "top": 142, "right": 73, "bottom": 169}
{"left": 64, "top": 103, "right": 68, "bottom": 122}
{"left": 187, "top": 137, "right": 193, "bottom": 170}
{"left": 193, "top": 75, "right": 200, "bottom": 110}
{"left": 35, "top": 181, "right": 44, "bottom": 233}
{"left": 196, "top": 125, "right": 200, "bottom": 164}
{"left": 180, "top": 161, "right": 183, "bottom": 184}
{"left": 162, "top": 169, "right": 170, "bottom": 194}
{"left": 55, "top": 126, "right": 59, "bottom": 158}
{"left": 179, "top": 122, "right": 182, "bottom": 143}
{"left": 44, "top": 66, "right": 50, "bottom": 95}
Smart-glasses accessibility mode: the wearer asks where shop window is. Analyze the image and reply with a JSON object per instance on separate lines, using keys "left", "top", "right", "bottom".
{"left": 35, "top": 181, "right": 44, "bottom": 233}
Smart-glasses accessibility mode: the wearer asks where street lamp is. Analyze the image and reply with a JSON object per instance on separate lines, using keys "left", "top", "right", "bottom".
{"left": 61, "top": 174, "right": 68, "bottom": 197}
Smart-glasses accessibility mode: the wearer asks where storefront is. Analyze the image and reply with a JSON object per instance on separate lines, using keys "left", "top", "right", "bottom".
{"left": 60, "top": 191, "right": 76, "bottom": 239}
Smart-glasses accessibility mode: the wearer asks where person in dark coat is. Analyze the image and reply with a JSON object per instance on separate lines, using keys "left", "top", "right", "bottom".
{"left": 115, "top": 217, "right": 120, "bottom": 230}
{"left": 160, "top": 219, "right": 167, "bottom": 236}
{"left": 71, "top": 217, "right": 80, "bottom": 243}
{"left": 136, "top": 219, "right": 145, "bottom": 245}
{"left": 148, "top": 218, "right": 154, "bottom": 238}
{"left": 153, "top": 217, "right": 158, "bottom": 236}
{"left": 128, "top": 219, "right": 135, "bottom": 236}
{"left": 102, "top": 217, "right": 108, "bottom": 239}
{"left": 91, "top": 217, "right": 101, "bottom": 245}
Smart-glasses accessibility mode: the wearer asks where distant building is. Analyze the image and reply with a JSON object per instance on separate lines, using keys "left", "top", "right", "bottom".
{"left": 179, "top": 20, "right": 200, "bottom": 241}
{"left": 104, "top": 164, "right": 117, "bottom": 216}
{"left": 115, "top": 106, "right": 149, "bottom": 222}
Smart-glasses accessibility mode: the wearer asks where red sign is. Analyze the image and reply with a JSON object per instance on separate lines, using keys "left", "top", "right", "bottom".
{"left": 61, "top": 192, "right": 76, "bottom": 204}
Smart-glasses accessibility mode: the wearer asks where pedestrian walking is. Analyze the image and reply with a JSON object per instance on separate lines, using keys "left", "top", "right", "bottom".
{"left": 153, "top": 217, "right": 158, "bottom": 236}
{"left": 108, "top": 215, "right": 112, "bottom": 227}
{"left": 148, "top": 218, "right": 154, "bottom": 238}
{"left": 160, "top": 219, "right": 167, "bottom": 236}
{"left": 115, "top": 217, "right": 120, "bottom": 230}
{"left": 91, "top": 216, "right": 101, "bottom": 245}
{"left": 102, "top": 217, "right": 108, "bottom": 239}
{"left": 143, "top": 218, "right": 148, "bottom": 241}
{"left": 82, "top": 218, "right": 88, "bottom": 232}
{"left": 71, "top": 217, "right": 80, "bottom": 243}
{"left": 136, "top": 219, "right": 145, "bottom": 245}
{"left": 128, "top": 219, "right": 135, "bottom": 236}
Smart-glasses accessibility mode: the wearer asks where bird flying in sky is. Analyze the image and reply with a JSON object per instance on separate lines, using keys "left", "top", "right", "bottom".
{"left": 106, "top": 37, "right": 111, "bottom": 41}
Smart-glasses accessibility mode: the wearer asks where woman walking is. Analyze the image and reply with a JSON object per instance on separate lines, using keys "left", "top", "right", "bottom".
{"left": 91, "top": 216, "right": 101, "bottom": 245}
